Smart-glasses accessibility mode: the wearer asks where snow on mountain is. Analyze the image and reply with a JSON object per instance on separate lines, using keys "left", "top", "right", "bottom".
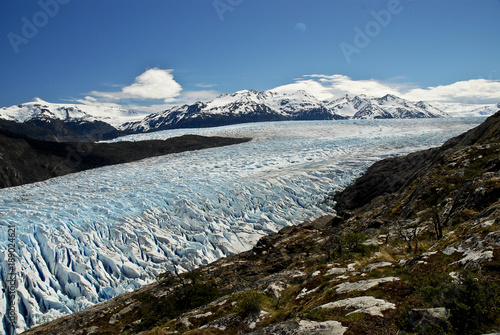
{"left": 0, "top": 118, "right": 485, "bottom": 334}
{"left": 324, "top": 94, "right": 448, "bottom": 119}
{"left": 325, "top": 95, "right": 369, "bottom": 117}
{"left": 0, "top": 98, "right": 143, "bottom": 128}
{"left": 125, "top": 91, "right": 450, "bottom": 133}
{"left": 126, "top": 89, "right": 340, "bottom": 133}
{"left": 1, "top": 93, "right": 497, "bottom": 139}
{"left": 430, "top": 101, "right": 499, "bottom": 117}
{"left": 202, "top": 89, "right": 327, "bottom": 116}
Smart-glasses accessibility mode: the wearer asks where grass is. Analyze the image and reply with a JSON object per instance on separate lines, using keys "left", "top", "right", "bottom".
{"left": 233, "top": 289, "right": 267, "bottom": 316}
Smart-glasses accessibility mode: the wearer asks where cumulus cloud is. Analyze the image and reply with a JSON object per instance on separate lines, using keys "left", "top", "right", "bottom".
{"left": 403, "top": 79, "right": 500, "bottom": 104}
{"left": 272, "top": 74, "right": 500, "bottom": 104}
{"left": 90, "top": 68, "right": 182, "bottom": 102}
{"left": 76, "top": 68, "right": 224, "bottom": 113}
{"left": 122, "top": 68, "right": 182, "bottom": 101}
{"left": 78, "top": 89, "right": 221, "bottom": 114}
{"left": 273, "top": 74, "right": 408, "bottom": 100}
{"left": 78, "top": 70, "right": 500, "bottom": 114}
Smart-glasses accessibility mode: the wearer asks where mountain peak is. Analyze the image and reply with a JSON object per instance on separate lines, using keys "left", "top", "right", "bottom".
{"left": 31, "top": 97, "right": 47, "bottom": 104}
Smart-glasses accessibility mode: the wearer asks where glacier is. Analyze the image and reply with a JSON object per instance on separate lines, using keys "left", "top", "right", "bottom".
{"left": 0, "top": 118, "right": 485, "bottom": 334}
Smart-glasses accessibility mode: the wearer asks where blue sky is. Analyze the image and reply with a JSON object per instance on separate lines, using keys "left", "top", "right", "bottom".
{"left": 1, "top": 0, "right": 500, "bottom": 111}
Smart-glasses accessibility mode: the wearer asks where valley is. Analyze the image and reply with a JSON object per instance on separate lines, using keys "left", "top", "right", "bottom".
{"left": 0, "top": 117, "right": 486, "bottom": 334}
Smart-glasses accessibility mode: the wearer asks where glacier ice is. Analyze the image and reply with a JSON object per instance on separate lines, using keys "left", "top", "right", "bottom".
{"left": 0, "top": 118, "right": 485, "bottom": 334}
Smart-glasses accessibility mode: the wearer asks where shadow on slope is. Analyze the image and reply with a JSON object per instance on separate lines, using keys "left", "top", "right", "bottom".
{"left": 0, "top": 128, "right": 250, "bottom": 189}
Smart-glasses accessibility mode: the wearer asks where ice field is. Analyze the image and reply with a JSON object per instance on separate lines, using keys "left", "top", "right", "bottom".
{"left": 0, "top": 118, "right": 485, "bottom": 333}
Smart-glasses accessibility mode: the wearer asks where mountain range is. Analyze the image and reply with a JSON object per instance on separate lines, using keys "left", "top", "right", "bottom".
{"left": 126, "top": 90, "right": 447, "bottom": 133}
{"left": 2, "top": 91, "right": 497, "bottom": 141}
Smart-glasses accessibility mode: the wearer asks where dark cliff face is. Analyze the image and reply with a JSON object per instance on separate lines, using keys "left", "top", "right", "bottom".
{"left": 334, "top": 110, "right": 500, "bottom": 217}
{"left": 332, "top": 147, "right": 440, "bottom": 214}
{"left": 0, "top": 129, "right": 249, "bottom": 189}
{"left": 0, "top": 119, "right": 122, "bottom": 142}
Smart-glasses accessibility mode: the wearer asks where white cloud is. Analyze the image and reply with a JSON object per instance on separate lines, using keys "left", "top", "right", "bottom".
{"left": 195, "top": 83, "right": 218, "bottom": 88}
{"left": 294, "top": 22, "right": 307, "bottom": 33}
{"left": 77, "top": 68, "right": 224, "bottom": 113}
{"left": 272, "top": 74, "right": 500, "bottom": 104}
{"left": 78, "top": 89, "right": 222, "bottom": 114}
{"left": 90, "top": 68, "right": 182, "bottom": 102}
{"left": 273, "top": 74, "right": 405, "bottom": 100}
{"left": 74, "top": 96, "right": 123, "bottom": 109}
{"left": 179, "top": 90, "right": 220, "bottom": 103}
{"left": 78, "top": 70, "right": 500, "bottom": 115}
{"left": 403, "top": 79, "right": 500, "bottom": 104}
{"left": 271, "top": 78, "right": 335, "bottom": 100}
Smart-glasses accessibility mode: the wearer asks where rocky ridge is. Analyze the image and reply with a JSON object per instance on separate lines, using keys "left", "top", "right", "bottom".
{"left": 21, "top": 111, "right": 500, "bottom": 335}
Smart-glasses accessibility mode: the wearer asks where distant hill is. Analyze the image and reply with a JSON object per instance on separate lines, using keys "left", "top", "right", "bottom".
{"left": 0, "top": 128, "right": 249, "bottom": 188}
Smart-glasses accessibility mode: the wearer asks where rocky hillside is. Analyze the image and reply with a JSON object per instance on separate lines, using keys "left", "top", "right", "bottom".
{"left": 22, "top": 111, "right": 500, "bottom": 335}
{"left": 0, "top": 129, "right": 249, "bottom": 188}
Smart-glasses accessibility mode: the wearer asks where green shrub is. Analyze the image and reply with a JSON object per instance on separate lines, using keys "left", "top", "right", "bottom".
{"left": 340, "top": 232, "right": 379, "bottom": 256}
{"left": 342, "top": 232, "right": 368, "bottom": 251}
{"left": 234, "top": 289, "right": 266, "bottom": 316}
{"left": 134, "top": 280, "right": 220, "bottom": 331}
{"left": 406, "top": 270, "right": 500, "bottom": 334}
{"left": 444, "top": 273, "right": 500, "bottom": 334}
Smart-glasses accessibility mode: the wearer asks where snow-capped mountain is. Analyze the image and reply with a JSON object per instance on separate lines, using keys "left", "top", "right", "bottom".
{"left": 126, "top": 90, "right": 343, "bottom": 133}
{"left": 1, "top": 93, "right": 498, "bottom": 141}
{"left": 324, "top": 94, "right": 447, "bottom": 119}
{"left": 124, "top": 90, "right": 448, "bottom": 133}
{"left": 0, "top": 98, "right": 143, "bottom": 141}
{"left": 0, "top": 97, "right": 142, "bottom": 128}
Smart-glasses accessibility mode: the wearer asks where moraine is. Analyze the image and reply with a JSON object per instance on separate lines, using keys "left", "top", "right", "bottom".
{"left": 0, "top": 118, "right": 485, "bottom": 334}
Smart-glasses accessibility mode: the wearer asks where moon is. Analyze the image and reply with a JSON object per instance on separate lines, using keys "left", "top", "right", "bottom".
{"left": 294, "top": 22, "right": 307, "bottom": 33}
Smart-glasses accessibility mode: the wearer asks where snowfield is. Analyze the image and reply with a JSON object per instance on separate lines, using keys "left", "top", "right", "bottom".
{"left": 0, "top": 118, "right": 485, "bottom": 334}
